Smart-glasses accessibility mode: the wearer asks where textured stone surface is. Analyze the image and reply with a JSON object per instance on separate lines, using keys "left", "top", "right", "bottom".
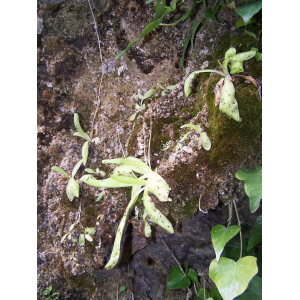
{"left": 37, "top": 0, "right": 262, "bottom": 298}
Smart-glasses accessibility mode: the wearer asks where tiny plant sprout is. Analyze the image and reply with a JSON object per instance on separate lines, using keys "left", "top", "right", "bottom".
{"left": 51, "top": 163, "right": 80, "bottom": 201}
{"left": 184, "top": 47, "right": 258, "bottom": 122}
{"left": 73, "top": 113, "right": 92, "bottom": 142}
{"left": 181, "top": 124, "right": 211, "bottom": 151}
{"left": 61, "top": 223, "right": 75, "bottom": 243}
{"left": 129, "top": 88, "right": 155, "bottom": 121}
{"left": 79, "top": 227, "right": 96, "bottom": 246}
{"left": 79, "top": 156, "right": 174, "bottom": 269}
{"left": 157, "top": 83, "right": 177, "bottom": 96}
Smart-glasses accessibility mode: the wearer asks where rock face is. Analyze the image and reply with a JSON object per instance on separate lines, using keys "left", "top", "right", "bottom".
{"left": 37, "top": 0, "right": 261, "bottom": 299}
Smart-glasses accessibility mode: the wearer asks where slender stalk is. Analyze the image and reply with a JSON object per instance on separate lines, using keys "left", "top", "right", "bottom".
{"left": 148, "top": 110, "right": 152, "bottom": 167}
{"left": 159, "top": 232, "right": 198, "bottom": 296}
{"left": 87, "top": 0, "right": 104, "bottom": 138}
{"left": 233, "top": 199, "right": 243, "bottom": 259}
{"left": 227, "top": 199, "right": 233, "bottom": 227}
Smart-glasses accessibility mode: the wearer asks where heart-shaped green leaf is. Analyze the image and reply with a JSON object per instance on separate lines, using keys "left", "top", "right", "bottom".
{"left": 166, "top": 266, "right": 191, "bottom": 291}
{"left": 211, "top": 225, "right": 241, "bottom": 261}
{"left": 247, "top": 215, "right": 262, "bottom": 251}
{"left": 235, "top": 276, "right": 262, "bottom": 300}
{"left": 209, "top": 256, "right": 258, "bottom": 300}
{"left": 236, "top": 166, "right": 262, "bottom": 212}
{"left": 235, "top": 0, "right": 262, "bottom": 25}
{"left": 187, "top": 268, "right": 199, "bottom": 284}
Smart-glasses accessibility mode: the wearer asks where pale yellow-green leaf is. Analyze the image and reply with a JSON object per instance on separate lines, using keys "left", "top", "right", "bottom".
{"left": 130, "top": 112, "right": 137, "bottom": 121}
{"left": 224, "top": 47, "right": 236, "bottom": 59}
{"left": 82, "top": 141, "right": 89, "bottom": 166}
{"left": 85, "top": 234, "right": 93, "bottom": 242}
{"left": 105, "top": 185, "right": 142, "bottom": 269}
{"left": 146, "top": 172, "right": 171, "bottom": 202}
{"left": 66, "top": 178, "right": 79, "bottom": 201}
{"left": 142, "top": 88, "right": 155, "bottom": 100}
{"left": 219, "top": 77, "right": 241, "bottom": 122}
{"left": 85, "top": 227, "right": 95, "bottom": 235}
{"left": 72, "top": 159, "right": 83, "bottom": 178}
{"left": 143, "top": 189, "right": 174, "bottom": 233}
{"left": 80, "top": 175, "right": 136, "bottom": 188}
{"left": 74, "top": 113, "right": 92, "bottom": 142}
{"left": 199, "top": 131, "right": 211, "bottom": 151}
{"left": 85, "top": 168, "right": 97, "bottom": 175}
{"left": 79, "top": 233, "right": 85, "bottom": 246}
{"left": 230, "top": 50, "right": 256, "bottom": 62}
{"left": 61, "top": 233, "right": 69, "bottom": 243}
{"left": 51, "top": 166, "right": 70, "bottom": 178}
{"left": 209, "top": 257, "right": 258, "bottom": 300}
{"left": 110, "top": 175, "right": 147, "bottom": 186}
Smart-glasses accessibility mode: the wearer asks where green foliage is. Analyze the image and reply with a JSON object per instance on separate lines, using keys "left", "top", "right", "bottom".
{"left": 80, "top": 156, "right": 173, "bottom": 269}
{"left": 204, "top": 6, "right": 219, "bottom": 22}
{"left": 184, "top": 47, "right": 259, "bottom": 122}
{"left": 166, "top": 266, "right": 191, "bottom": 291}
{"left": 157, "top": 83, "right": 177, "bottom": 96}
{"left": 210, "top": 285, "right": 222, "bottom": 300}
{"left": 235, "top": 0, "right": 262, "bottom": 25}
{"left": 187, "top": 268, "right": 199, "bottom": 284}
{"left": 197, "top": 288, "right": 210, "bottom": 300}
{"left": 235, "top": 276, "right": 262, "bottom": 300}
{"left": 236, "top": 166, "right": 262, "bottom": 212}
{"left": 79, "top": 227, "right": 96, "bottom": 246}
{"left": 181, "top": 124, "right": 211, "bottom": 151}
{"left": 247, "top": 215, "right": 262, "bottom": 251}
{"left": 61, "top": 223, "right": 75, "bottom": 243}
{"left": 42, "top": 286, "right": 60, "bottom": 300}
{"left": 120, "top": 285, "right": 126, "bottom": 292}
{"left": 210, "top": 225, "right": 240, "bottom": 261}
{"left": 130, "top": 88, "right": 155, "bottom": 121}
{"left": 209, "top": 256, "right": 258, "bottom": 300}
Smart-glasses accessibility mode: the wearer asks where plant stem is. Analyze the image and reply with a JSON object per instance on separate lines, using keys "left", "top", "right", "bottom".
{"left": 233, "top": 199, "right": 243, "bottom": 259}
{"left": 87, "top": 0, "right": 104, "bottom": 138}
{"left": 227, "top": 199, "right": 233, "bottom": 227}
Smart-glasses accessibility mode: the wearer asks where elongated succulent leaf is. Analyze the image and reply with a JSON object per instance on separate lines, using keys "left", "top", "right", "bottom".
{"left": 80, "top": 175, "right": 136, "bottom": 188}
{"left": 51, "top": 166, "right": 70, "bottom": 178}
{"left": 72, "top": 159, "right": 83, "bottom": 178}
{"left": 74, "top": 113, "right": 92, "bottom": 142}
{"left": 105, "top": 185, "right": 143, "bottom": 269}
{"left": 110, "top": 175, "right": 147, "bottom": 186}
{"left": 82, "top": 141, "right": 89, "bottom": 166}
{"left": 143, "top": 189, "right": 174, "bottom": 233}
{"left": 66, "top": 178, "right": 79, "bottom": 201}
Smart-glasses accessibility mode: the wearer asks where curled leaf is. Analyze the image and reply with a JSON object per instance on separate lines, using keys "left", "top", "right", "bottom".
{"left": 66, "top": 178, "right": 79, "bottom": 201}
{"left": 219, "top": 76, "right": 241, "bottom": 122}
{"left": 73, "top": 113, "right": 92, "bottom": 142}
{"left": 143, "top": 189, "right": 174, "bottom": 233}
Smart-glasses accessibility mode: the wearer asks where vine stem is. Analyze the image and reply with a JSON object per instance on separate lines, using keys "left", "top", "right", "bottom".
{"left": 87, "top": 0, "right": 104, "bottom": 138}
{"left": 233, "top": 199, "right": 243, "bottom": 259}
{"left": 158, "top": 232, "right": 198, "bottom": 296}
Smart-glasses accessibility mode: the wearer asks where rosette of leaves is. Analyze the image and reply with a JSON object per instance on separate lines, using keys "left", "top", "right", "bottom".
{"left": 157, "top": 83, "right": 176, "bottom": 96}
{"left": 79, "top": 227, "right": 96, "bottom": 246}
{"left": 51, "top": 159, "right": 83, "bottom": 201}
{"left": 80, "top": 157, "right": 173, "bottom": 269}
{"left": 130, "top": 88, "right": 155, "bottom": 121}
{"left": 184, "top": 47, "right": 258, "bottom": 122}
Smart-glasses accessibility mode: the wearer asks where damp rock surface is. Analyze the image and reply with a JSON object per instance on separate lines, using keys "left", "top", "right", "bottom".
{"left": 37, "top": 0, "right": 262, "bottom": 298}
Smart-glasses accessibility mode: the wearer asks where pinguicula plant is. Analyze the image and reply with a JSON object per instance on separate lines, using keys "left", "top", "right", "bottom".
{"left": 130, "top": 88, "right": 155, "bottom": 121}
{"left": 80, "top": 156, "right": 173, "bottom": 269}
{"left": 184, "top": 47, "right": 258, "bottom": 122}
{"left": 79, "top": 227, "right": 96, "bottom": 246}
{"left": 51, "top": 159, "right": 82, "bottom": 201}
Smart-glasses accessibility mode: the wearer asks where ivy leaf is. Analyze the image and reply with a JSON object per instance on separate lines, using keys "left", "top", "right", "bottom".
{"left": 197, "top": 288, "right": 210, "bottom": 300}
{"left": 222, "top": 237, "right": 255, "bottom": 261}
{"left": 204, "top": 6, "right": 219, "bottom": 22}
{"left": 235, "top": 276, "right": 262, "bottom": 300}
{"left": 166, "top": 266, "right": 191, "bottom": 291}
{"left": 235, "top": 0, "right": 262, "bottom": 25}
{"left": 210, "top": 285, "right": 222, "bottom": 300}
{"left": 236, "top": 166, "right": 262, "bottom": 213}
{"left": 187, "top": 268, "right": 199, "bottom": 284}
{"left": 247, "top": 215, "right": 262, "bottom": 251}
{"left": 211, "top": 225, "right": 241, "bottom": 261}
{"left": 209, "top": 256, "right": 258, "bottom": 300}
